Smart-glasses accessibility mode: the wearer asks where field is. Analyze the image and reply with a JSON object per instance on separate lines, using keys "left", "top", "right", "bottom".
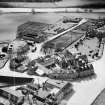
{"left": 49, "top": 30, "right": 85, "bottom": 50}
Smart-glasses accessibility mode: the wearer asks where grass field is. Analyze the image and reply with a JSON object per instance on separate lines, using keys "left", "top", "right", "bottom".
{"left": 50, "top": 30, "right": 85, "bottom": 49}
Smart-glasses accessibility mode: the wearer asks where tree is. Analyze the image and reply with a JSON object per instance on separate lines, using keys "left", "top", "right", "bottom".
{"left": 55, "top": 48, "right": 62, "bottom": 52}
{"left": 0, "top": 103, "right": 4, "bottom": 105}
{"left": 41, "top": 42, "right": 55, "bottom": 55}
{"left": 28, "top": 60, "right": 36, "bottom": 67}
{"left": 61, "top": 60, "right": 68, "bottom": 69}
{"left": 64, "top": 50, "right": 73, "bottom": 58}
{"left": 2, "top": 46, "right": 8, "bottom": 53}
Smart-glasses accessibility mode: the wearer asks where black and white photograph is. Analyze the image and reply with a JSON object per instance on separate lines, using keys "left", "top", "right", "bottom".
{"left": 0, "top": 0, "right": 105, "bottom": 105}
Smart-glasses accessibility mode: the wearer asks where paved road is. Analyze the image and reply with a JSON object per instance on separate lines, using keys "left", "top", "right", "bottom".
{"left": 45, "top": 18, "right": 87, "bottom": 43}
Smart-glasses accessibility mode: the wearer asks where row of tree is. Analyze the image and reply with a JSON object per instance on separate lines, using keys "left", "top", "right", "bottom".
{"left": 86, "top": 28, "right": 105, "bottom": 40}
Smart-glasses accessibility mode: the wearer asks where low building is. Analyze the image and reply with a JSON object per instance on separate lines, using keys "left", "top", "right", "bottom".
{"left": 8, "top": 39, "right": 29, "bottom": 57}
{"left": 42, "top": 52, "right": 95, "bottom": 81}
{"left": 16, "top": 79, "right": 73, "bottom": 105}
{"left": 17, "top": 21, "right": 52, "bottom": 43}
{"left": 8, "top": 39, "right": 30, "bottom": 72}
{"left": 0, "top": 87, "right": 23, "bottom": 104}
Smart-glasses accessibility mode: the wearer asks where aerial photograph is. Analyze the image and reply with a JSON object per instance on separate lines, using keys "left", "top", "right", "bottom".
{"left": 0, "top": 0, "right": 105, "bottom": 105}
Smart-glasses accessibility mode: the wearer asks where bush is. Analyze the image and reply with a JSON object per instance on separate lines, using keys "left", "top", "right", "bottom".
{"left": 2, "top": 46, "right": 8, "bottom": 53}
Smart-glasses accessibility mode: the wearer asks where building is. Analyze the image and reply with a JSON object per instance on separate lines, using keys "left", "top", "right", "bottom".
{"left": 38, "top": 51, "right": 95, "bottom": 81}
{"left": 0, "top": 87, "right": 23, "bottom": 104}
{"left": 16, "top": 79, "right": 73, "bottom": 105}
{"left": 17, "top": 21, "right": 52, "bottom": 43}
{"left": 0, "top": 80, "right": 66, "bottom": 105}
{"left": 8, "top": 39, "right": 29, "bottom": 57}
{"left": 8, "top": 39, "right": 30, "bottom": 72}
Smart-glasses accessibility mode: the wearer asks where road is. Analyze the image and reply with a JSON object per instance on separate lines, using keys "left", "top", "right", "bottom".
{"left": 0, "top": 8, "right": 105, "bottom": 13}
{"left": 44, "top": 18, "right": 87, "bottom": 43}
